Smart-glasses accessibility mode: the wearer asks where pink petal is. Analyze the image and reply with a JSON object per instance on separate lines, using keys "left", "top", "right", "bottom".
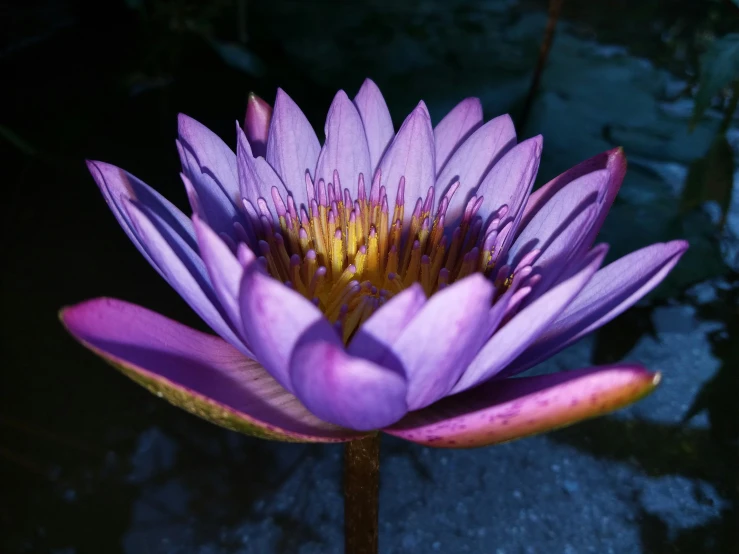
{"left": 385, "top": 364, "right": 660, "bottom": 448}
{"left": 244, "top": 92, "right": 272, "bottom": 158}
{"left": 61, "top": 298, "right": 362, "bottom": 442}
{"left": 353, "top": 78, "right": 394, "bottom": 174}
{"left": 433, "top": 97, "right": 484, "bottom": 174}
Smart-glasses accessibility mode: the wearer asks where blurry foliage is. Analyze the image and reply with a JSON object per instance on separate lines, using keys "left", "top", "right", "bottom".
{"left": 680, "top": 30, "right": 739, "bottom": 230}
{"left": 690, "top": 33, "right": 739, "bottom": 128}
{"left": 681, "top": 134, "right": 735, "bottom": 229}
{"left": 121, "top": 0, "right": 262, "bottom": 94}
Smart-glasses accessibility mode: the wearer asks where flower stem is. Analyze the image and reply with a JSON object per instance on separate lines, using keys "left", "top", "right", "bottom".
{"left": 344, "top": 433, "right": 380, "bottom": 554}
{"left": 520, "top": 0, "right": 565, "bottom": 130}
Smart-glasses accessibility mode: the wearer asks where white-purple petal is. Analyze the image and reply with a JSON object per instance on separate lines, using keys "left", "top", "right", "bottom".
{"left": 376, "top": 102, "right": 435, "bottom": 224}
{"left": 266, "top": 89, "right": 321, "bottom": 208}
{"left": 437, "top": 114, "right": 517, "bottom": 222}
{"left": 353, "top": 78, "right": 394, "bottom": 174}
{"left": 238, "top": 264, "right": 328, "bottom": 393}
{"left": 315, "top": 90, "right": 372, "bottom": 193}
{"left": 433, "top": 97, "right": 484, "bottom": 174}
{"left": 393, "top": 274, "right": 495, "bottom": 410}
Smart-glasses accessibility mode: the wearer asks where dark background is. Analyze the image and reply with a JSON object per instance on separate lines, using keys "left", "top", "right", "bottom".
{"left": 2, "top": 0, "right": 738, "bottom": 552}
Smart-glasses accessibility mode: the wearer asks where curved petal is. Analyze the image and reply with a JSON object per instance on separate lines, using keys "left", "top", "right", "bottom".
{"left": 60, "top": 298, "right": 361, "bottom": 442}
{"left": 451, "top": 244, "right": 608, "bottom": 394}
{"left": 244, "top": 93, "right": 272, "bottom": 158}
{"left": 390, "top": 275, "right": 495, "bottom": 410}
{"left": 353, "top": 78, "right": 394, "bottom": 174}
{"left": 438, "top": 114, "right": 517, "bottom": 222}
{"left": 192, "top": 216, "right": 256, "bottom": 356}
{"left": 315, "top": 90, "right": 372, "bottom": 192}
{"left": 86, "top": 160, "right": 195, "bottom": 272}
{"left": 290, "top": 338, "right": 408, "bottom": 431}
{"left": 507, "top": 240, "right": 689, "bottom": 374}
{"left": 347, "top": 284, "right": 426, "bottom": 363}
{"left": 237, "top": 124, "right": 286, "bottom": 206}
{"left": 475, "top": 136, "right": 542, "bottom": 257}
{"left": 239, "top": 265, "right": 328, "bottom": 393}
{"left": 177, "top": 114, "right": 242, "bottom": 237}
{"left": 376, "top": 101, "right": 435, "bottom": 224}
{"left": 385, "top": 364, "right": 660, "bottom": 448}
{"left": 505, "top": 169, "right": 607, "bottom": 296}
{"left": 266, "top": 89, "right": 321, "bottom": 208}
{"left": 521, "top": 148, "right": 626, "bottom": 248}
{"left": 125, "top": 200, "right": 247, "bottom": 352}
{"left": 433, "top": 97, "right": 484, "bottom": 174}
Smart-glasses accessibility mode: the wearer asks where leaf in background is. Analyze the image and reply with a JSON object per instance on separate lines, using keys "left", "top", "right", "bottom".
{"left": 680, "top": 134, "right": 735, "bottom": 229}
{"left": 592, "top": 306, "right": 658, "bottom": 366}
{"left": 208, "top": 41, "right": 265, "bottom": 77}
{"left": 0, "top": 125, "right": 37, "bottom": 156}
{"left": 691, "top": 33, "right": 739, "bottom": 128}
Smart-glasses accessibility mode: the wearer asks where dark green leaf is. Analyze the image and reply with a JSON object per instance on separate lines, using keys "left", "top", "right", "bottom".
{"left": 680, "top": 134, "right": 735, "bottom": 228}
{"left": 691, "top": 33, "right": 739, "bottom": 127}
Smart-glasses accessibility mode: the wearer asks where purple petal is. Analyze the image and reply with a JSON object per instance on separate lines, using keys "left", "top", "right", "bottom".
{"left": 433, "top": 97, "right": 483, "bottom": 174}
{"left": 475, "top": 136, "right": 543, "bottom": 257}
{"left": 315, "top": 90, "right": 372, "bottom": 192}
{"left": 265, "top": 89, "right": 321, "bottom": 208}
{"left": 376, "top": 101, "right": 435, "bottom": 224}
{"left": 385, "top": 364, "right": 660, "bottom": 448}
{"left": 86, "top": 160, "right": 195, "bottom": 272}
{"left": 505, "top": 169, "right": 608, "bottom": 294}
{"left": 290, "top": 338, "right": 408, "bottom": 431}
{"left": 192, "top": 215, "right": 256, "bottom": 355}
{"left": 508, "top": 240, "right": 689, "bottom": 374}
{"left": 177, "top": 115, "right": 242, "bottom": 237}
{"left": 437, "top": 114, "right": 517, "bottom": 222}
{"left": 244, "top": 93, "right": 272, "bottom": 158}
{"left": 239, "top": 265, "right": 328, "bottom": 393}
{"left": 521, "top": 148, "right": 626, "bottom": 249}
{"left": 61, "top": 298, "right": 361, "bottom": 442}
{"left": 353, "top": 78, "right": 394, "bottom": 174}
{"left": 124, "top": 200, "right": 247, "bottom": 352}
{"left": 392, "top": 274, "right": 495, "bottom": 411}
{"left": 347, "top": 284, "right": 427, "bottom": 364}
{"left": 237, "top": 124, "right": 286, "bottom": 206}
{"left": 451, "top": 244, "right": 608, "bottom": 394}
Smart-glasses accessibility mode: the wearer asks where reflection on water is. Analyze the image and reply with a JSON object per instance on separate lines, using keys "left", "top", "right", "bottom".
{"left": 2, "top": 0, "right": 737, "bottom": 552}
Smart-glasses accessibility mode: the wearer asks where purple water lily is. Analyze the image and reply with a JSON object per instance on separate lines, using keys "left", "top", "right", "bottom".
{"left": 61, "top": 79, "right": 687, "bottom": 448}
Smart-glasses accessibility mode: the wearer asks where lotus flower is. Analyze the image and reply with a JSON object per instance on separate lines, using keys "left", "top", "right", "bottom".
{"left": 61, "top": 79, "right": 687, "bottom": 447}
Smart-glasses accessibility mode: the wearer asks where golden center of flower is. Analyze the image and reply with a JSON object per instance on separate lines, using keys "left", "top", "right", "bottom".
{"left": 253, "top": 171, "right": 509, "bottom": 342}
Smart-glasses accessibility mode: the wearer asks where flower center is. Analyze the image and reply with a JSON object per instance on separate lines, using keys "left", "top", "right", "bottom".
{"left": 248, "top": 171, "right": 511, "bottom": 342}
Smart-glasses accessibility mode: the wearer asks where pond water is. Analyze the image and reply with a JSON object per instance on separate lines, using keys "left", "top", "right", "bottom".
{"left": 2, "top": 1, "right": 737, "bottom": 553}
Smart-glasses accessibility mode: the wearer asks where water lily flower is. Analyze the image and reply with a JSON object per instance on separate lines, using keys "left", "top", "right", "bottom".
{"left": 61, "top": 79, "right": 687, "bottom": 447}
